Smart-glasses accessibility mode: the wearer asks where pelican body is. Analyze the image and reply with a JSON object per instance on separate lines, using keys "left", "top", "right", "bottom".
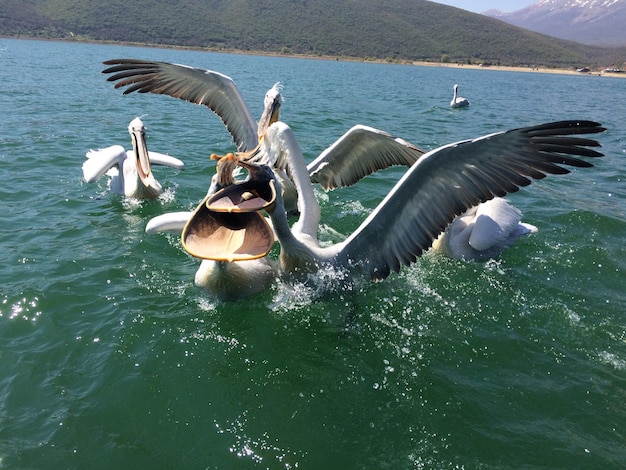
{"left": 189, "top": 120, "right": 604, "bottom": 289}
{"left": 432, "top": 198, "right": 538, "bottom": 261}
{"left": 145, "top": 156, "right": 277, "bottom": 299}
{"left": 83, "top": 117, "right": 184, "bottom": 199}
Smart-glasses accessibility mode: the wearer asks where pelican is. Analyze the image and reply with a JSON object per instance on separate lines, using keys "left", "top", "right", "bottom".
{"left": 83, "top": 117, "right": 184, "bottom": 199}
{"left": 102, "top": 59, "right": 424, "bottom": 190}
{"left": 431, "top": 197, "right": 538, "bottom": 261}
{"left": 187, "top": 120, "right": 604, "bottom": 288}
{"left": 146, "top": 155, "right": 277, "bottom": 299}
{"left": 307, "top": 125, "right": 544, "bottom": 261}
{"left": 147, "top": 123, "right": 427, "bottom": 297}
{"left": 450, "top": 84, "right": 470, "bottom": 108}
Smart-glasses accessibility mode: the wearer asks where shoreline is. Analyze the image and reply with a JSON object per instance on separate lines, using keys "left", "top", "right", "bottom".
{"left": 411, "top": 60, "right": 626, "bottom": 78}
{"left": 5, "top": 35, "right": 625, "bottom": 79}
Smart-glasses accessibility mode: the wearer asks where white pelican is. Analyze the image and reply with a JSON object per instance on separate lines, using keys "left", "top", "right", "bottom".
{"left": 146, "top": 123, "right": 427, "bottom": 298}
{"left": 188, "top": 120, "right": 604, "bottom": 286}
{"left": 102, "top": 59, "right": 424, "bottom": 188}
{"left": 431, "top": 197, "right": 538, "bottom": 261}
{"left": 450, "top": 84, "right": 470, "bottom": 108}
{"left": 306, "top": 125, "right": 544, "bottom": 261}
{"left": 146, "top": 155, "right": 277, "bottom": 299}
{"left": 83, "top": 117, "right": 184, "bottom": 199}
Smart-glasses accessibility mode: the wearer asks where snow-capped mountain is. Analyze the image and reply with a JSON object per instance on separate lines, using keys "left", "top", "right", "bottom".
{"left": 485, "top": 0, "right": 626, "bottom": 46}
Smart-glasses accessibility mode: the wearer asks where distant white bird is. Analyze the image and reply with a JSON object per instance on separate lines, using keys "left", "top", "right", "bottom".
{"left": 450, "top": 84, "right": 470, "bottom": 108}
{"left": 188, "top": 120, "right": 604, "bottom": 286}
{"left": 83, "top": 117, "right": 184, "bottom": 199}
{"left": 431, "top": 197, "right": 538, "bottom": 261}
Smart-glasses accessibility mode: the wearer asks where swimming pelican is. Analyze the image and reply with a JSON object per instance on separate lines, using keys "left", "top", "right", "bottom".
{"left": 147, "top": 123, "right": 428, "bottom": 297}
{"left": 189, "top": 120, "right": 604, "bottom": 286}
{"left": 83, "top": 117, "right": 184, "bottom": 199}
{"left": 431, "top": 197, "right": 538, "bottom": 261}
{"left": 450, "top": 84, "right": 470, "bottom": 108}
{"left": 146, "top": 155, "right": 277, "bottom": 299}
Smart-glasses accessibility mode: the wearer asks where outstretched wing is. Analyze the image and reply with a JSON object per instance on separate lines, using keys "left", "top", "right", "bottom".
{"left": 307, "top": 125, "right": 425, "bottom": 190}
{"left": 333, "top": 120, "right": 605, "bottom": 280}
{"left": 145, "top": 211, "right": 192, "bottom": 235}
{"left": 102, "top": 59, "right": 258, "bottom": 152}
{"left": 145, "top": 151, "right": 185, "bottom": 170}
{"left": 83, "top": 145, "right": 126, "bottom": 182}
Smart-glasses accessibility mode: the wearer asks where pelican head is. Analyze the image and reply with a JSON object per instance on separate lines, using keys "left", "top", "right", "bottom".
{"left": 207, "top": 160, "right": 276, "bottom": 213}
{"left": 257, "top": 83, "right": 283, "bottom": 140}
{"left": 208, "top": 152, "right": 239, "bottom": 194}
{"left": 127, "top": 117, "right": 162, "bottom": 198}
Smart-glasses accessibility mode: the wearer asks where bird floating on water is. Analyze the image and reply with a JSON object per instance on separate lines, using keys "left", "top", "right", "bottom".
{"left": 181, "top": 120, "right": 605, "bottom": 288}
{"left": 450, "top": 84, "right": 470, "bottom": 108}
{"left": 431, "top": 197, "right": 538, "bottom": 261}
{"left": 83, "top": 117, "right": 184, "bottom": 199}
{"left": 146, "top": 154, "right": 277, "bottom": 299}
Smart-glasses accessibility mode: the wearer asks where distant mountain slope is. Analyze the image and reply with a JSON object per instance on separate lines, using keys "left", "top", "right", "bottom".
{"left": 1, "top": 0, "right": 624, "bottom": 68}
{"left": 486, "top": 0, "right": 626, "bottom": 46}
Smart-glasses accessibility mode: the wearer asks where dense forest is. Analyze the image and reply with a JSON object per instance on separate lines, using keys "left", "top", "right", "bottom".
{"left": 1, "top": 0, "right": 624, "bottom": 68}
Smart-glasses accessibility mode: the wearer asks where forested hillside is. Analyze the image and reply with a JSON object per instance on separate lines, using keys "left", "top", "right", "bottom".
{"left": 1, "top": 0, "right": 624, "bottom": 68}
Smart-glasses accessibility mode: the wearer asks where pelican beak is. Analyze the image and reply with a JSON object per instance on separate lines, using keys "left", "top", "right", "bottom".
{"left": 129, "top": 119, "right": 152, "bottom": 186}
{"left": 181, "top": 160, "right": 276, "bottom": 261}
{"left": 128, "top": 118, "right": 152, "bottom": 186}
{"left": 181, "top": 193, "right": 274, "bottom": 262}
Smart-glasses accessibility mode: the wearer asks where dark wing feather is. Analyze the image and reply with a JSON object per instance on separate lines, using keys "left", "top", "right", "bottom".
{"left": 103, "top": 59, "right": 258, "bottom": 152}
{"left": 307, "top": 125, "right": 425, "bottom": 189}
{"left": 333, "top": 120, "right": 605, "bottom": 280}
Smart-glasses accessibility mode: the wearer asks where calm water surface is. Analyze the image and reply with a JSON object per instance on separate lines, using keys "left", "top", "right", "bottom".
{"left": 0, "top": 39, "right": 625, "bottom": 468}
